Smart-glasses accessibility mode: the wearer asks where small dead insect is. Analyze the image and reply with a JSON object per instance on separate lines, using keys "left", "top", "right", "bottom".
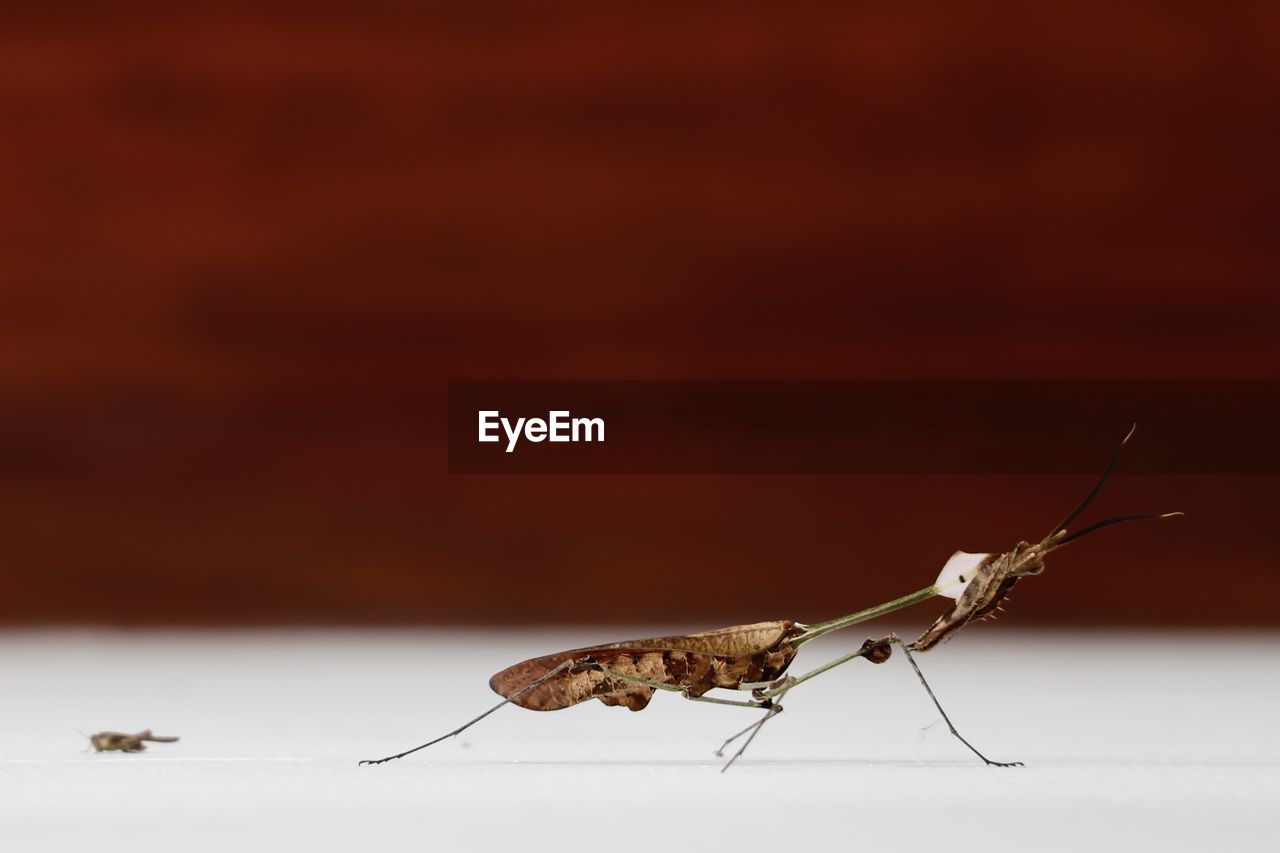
{"left": 363, "top": 426, "right": 1180, "bottom": 770}
{"left": 89, "top": 730, "right": 180, "bottom": 753}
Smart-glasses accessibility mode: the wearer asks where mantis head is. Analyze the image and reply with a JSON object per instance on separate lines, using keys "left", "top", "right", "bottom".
{"left": 912, "top": 426, "right": 1181, "bottom": 652}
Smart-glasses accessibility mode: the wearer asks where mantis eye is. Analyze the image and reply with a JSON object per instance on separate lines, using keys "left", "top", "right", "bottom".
{"left": 933, "top": 551, "right": 992, "bottom": 599}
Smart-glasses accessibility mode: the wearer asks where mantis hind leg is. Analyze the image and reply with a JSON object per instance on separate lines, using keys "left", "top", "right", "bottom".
{"left": 885, "top": 635, "right": 1023, "bottom": 768}
{"left": 360, "top": 656, "right": 590, "bottom": 765}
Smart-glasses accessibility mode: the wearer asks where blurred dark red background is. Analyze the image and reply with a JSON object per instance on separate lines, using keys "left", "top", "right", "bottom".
{"left": 1, "top": 2, "right": 1277, "bottom": 626}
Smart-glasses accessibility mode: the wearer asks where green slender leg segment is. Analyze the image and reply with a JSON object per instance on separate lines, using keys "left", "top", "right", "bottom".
{"left": 886, "top": 635, "right": 1023, "bottom": 768}
{"left": 715, "top": 637, "right": 895, "bottom": 771}
{"left": 793, "top": 586, "right": 937, "bottom": 647}
{"left": 761, "top": 638, "right": 893, "bottom": 698}
{"left": 686, "top": 694, "right": 770, "bottom": 710}
{"left": 588, "top": 664, "right": 769, "bottom": 709}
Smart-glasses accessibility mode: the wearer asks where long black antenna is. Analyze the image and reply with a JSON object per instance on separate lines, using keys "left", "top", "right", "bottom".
{"left": 1055, "top": 511, "right": 1184, "bottom": 546}
{"left": 1048, "top": 423, "right": 1137, "bottom": 540}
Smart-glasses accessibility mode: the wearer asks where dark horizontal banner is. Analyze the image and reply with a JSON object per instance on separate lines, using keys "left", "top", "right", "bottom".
{"left": 447, "top": 381, "right": 1280, "bottom": 474}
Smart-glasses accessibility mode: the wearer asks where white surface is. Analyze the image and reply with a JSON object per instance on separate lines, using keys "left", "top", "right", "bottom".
{"left": 1, "top": 628, "right": 1277, "bottom": 852}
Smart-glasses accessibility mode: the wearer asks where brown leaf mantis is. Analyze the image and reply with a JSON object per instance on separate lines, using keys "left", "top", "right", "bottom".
{"left": 89, "top": 730, "right": 180, "bottom": 753}
{"left": 363, "top": 426, "right": 1180, "bottom": 770}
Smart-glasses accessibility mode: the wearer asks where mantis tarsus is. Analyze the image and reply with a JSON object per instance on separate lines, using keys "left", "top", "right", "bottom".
{"left": 362, "top": 426, "right": 1180, "bottom": 770}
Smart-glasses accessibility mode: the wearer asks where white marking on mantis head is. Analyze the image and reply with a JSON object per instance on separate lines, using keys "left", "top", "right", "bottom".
{"left": 933, "top": 550, "right": 995, "bottom": 599}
